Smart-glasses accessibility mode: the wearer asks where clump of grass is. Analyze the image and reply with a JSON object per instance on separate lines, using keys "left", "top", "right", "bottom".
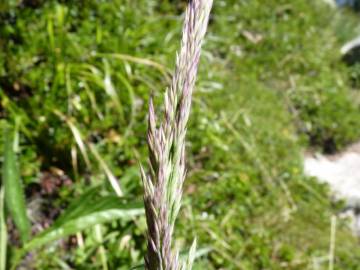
{"left": 140, "top": 0, "right": 213, "bottom": 269}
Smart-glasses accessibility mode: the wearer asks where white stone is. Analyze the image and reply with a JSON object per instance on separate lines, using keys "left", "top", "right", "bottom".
{"left": 341, "top": 36, "right": 360, "bottom": 55}
{"left": 304, "top": 142, "right": 360, "bottom": 234}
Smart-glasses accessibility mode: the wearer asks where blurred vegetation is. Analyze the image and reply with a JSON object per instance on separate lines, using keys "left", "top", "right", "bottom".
{"left": 1, "top": 0, "right": 360, "bottom": 269}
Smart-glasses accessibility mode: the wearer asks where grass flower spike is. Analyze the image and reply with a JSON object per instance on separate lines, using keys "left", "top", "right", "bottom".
{"left": 140, "top": 0, "right": 213, "bottom": 269}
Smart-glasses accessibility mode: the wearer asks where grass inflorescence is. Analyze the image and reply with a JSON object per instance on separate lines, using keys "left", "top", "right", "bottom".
{"left": 140, "top": 1, "right": 212, "bottom": 269}
{"left": 1, "top": 0, "right": 360, "bottom": 269}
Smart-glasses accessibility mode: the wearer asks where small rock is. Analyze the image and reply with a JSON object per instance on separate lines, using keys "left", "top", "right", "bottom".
{"left": 304, "top": 141, "right": 360, "bottom": 234}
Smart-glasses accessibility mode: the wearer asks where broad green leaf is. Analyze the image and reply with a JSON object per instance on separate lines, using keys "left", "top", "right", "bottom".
{"left": 22, "top": 192, "right": 144, "bottom": 252}
{"left": 2, "top": 128, "right": 30, "bottom": 243}
{"left": 0, "top": 187, "right": 7, "bottom": 270}
{"left": 51, "top": 187, "right": 99, "bottom": 226}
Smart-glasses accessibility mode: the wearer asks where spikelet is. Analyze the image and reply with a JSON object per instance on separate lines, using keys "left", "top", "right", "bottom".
{"left": 140, "top": 1, "right": 213, "bottom": 269}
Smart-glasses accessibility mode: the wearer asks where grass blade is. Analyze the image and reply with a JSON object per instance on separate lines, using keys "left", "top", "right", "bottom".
{"left": 88, "top": 143, "right": 123, "bottom": 196}
{"left": 0, "top": 187, "right": 7, "bottom": 270}
{"left": 103, "top": 59, "right": 125, "bottom": 123}
{"left": 94, "top": 53, "right": 171, "bottom": 82}
{"left": 54, "top": 110, "right": 92, "bottom": 169}
{"left": 94, "top": 224, "right": 108, "bottom": 270}
{"left": 2, "top": 128, "right": 30, "bottom": 243}
{"left": 22, "top": 194, "right": 143, "bottom": 252}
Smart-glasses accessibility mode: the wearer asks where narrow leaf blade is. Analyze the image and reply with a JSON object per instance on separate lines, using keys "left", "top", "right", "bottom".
{"left": 23, "top": 196, "right": 144, "bottom": 252}
{"left": 2, "top": 128, "right": 30, "bottom": 243}
{"left": 0, "top": 187, "right": 7, "bottom": 270}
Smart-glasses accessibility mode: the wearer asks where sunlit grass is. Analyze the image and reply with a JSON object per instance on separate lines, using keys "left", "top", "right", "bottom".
{"left": 1, "top": 0, "right": 360, "bottom": 269}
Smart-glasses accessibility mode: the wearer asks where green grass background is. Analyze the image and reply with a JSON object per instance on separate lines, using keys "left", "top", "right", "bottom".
{"left": 1, "top": 0, "right": 360, "bottom": 269}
